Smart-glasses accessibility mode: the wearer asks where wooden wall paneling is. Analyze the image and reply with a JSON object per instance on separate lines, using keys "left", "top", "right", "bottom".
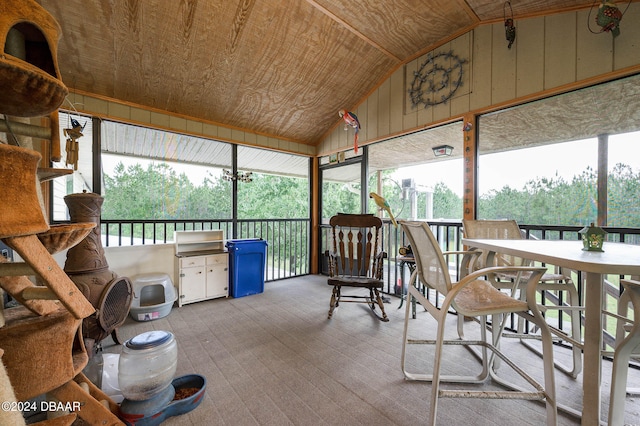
{"left": 202, "top": 123, "right": 219, "bottom": 138}
{"left": 186, "top": 120, "right": 204, "bottom": 135}
{"left": 130, "top": 107, "right": 152, "bottom": 124}
{"left": 516, "top": 17, "right": 545, "bottom": 97}
{"left": 357, "top": 99, "right": 368, "bottom": 144}
{"left": 277, "top": 138, "right": 290, "bottom": 151}
{"left": 169, "top": 116, "right": 187, "bottom": 132}
{"left": 450, "top": 32, "right": 472, "bottom": 116}
{"left": 150, "top": 111, "right": 170, "bottom": 128}
{"left": 366, "top": 89, "right": 379, "bottom": 142}
{"left": 243, "top": 132, "right": 256, "bottom": 146}
{"left": 107, "top": 103, "right": 130, "bottom": 121}
{"left": 231, "top": 129, "right": 246, "bottom": 144}
{"left": 544, "top": 12, "right": 577, "bottom": 89}
{"left": 432, "top": 42, "right": 453, "bottom": 122}
{"left": 614, "top": 4, "right": 640, "bottom": 70}
{"left": 430, "top": 42, "right": 450, "bottom": 121}
{"left": 576, "top": 10, "right": 613, "bottom": 81}
{"left": 469, "top": 25, "right": 493, "bottom": 111}
{"left": 403, "top": 59, "right": 419, "bottom": 130}
{"left": 377, "top": 79, "right": 391, "bottom": 137}
{"left": 83, "top": 97, "right": 109, "bottom": 116}
{"left": 326, "top": 127, "right": 337, "bottom": 153}
{"left": 490, "top": 22, "right": 517, "bottom": 105}
{"left": 256, "top": 134, "right": 270, "bottom": 150}
{"left": 389, "top": 68, "right": 404, "bottom": 134}
{"left": 218, "top": 127, "right": 232, "bottom": 141}
{"left": 413, "top": 52, "right": 434, "bottom": 127}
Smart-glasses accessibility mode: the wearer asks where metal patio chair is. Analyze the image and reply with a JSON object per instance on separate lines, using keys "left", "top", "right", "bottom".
{"left": 462, "top": 219, "right": 583, "bottom": 378}
{"left": 608, "top": 279, "right": 640, "bottom": 426}
{"left": 399, "top": 220, "right": 557, "bottom": 425}
{"left": 326, "top": 213, "right": 388, "bottom": 322}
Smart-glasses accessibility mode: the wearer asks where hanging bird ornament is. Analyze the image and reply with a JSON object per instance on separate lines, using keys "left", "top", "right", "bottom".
{"left": 596, "top": 1, "right": 623, "bottom": 38}
{"left": 504, "top": 2, "right": 516, "bottom": 49}
{"left": 339, "top": 110, "right": 361, "bottom": 153}
{"left": 63, "top": 117, "right": 85, "bottom": 170}
{"left": 369, "top": 192, "right": 397, "bottom": 228}
{"left": 505, "top": 18, "right": 516, "bottom": 49}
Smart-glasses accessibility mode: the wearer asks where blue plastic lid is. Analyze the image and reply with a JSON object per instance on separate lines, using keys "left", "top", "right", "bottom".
{"left": 126, "top": 330, "right": 173, "bottom": 350}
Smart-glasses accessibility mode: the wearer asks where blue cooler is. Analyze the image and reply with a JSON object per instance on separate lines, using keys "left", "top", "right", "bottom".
{"left": 226, "top": 239, "right": 267, "bottom": 298}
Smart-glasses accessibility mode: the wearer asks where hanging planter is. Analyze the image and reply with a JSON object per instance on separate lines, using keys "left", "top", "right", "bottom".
{"left": 588, "top": 0, "right": 631, "bottom": 38}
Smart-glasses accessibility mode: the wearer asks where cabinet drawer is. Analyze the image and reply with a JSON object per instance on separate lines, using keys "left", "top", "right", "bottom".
{"left": 206, "top": 254, "right": 228, "bottom": 266}
{"left": 180, "top": 256, "right": 205, "bottom": 268}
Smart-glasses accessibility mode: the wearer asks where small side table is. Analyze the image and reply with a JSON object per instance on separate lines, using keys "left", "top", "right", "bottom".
{"left": 397, "top": 255, "right": 424, "bottom": 319}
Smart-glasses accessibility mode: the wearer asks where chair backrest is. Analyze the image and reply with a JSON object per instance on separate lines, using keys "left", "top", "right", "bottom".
{"left": 329, "top": 214, "right": 383, "bottom": 279}
{"left": 462, "top": 219, "right": 526, "bottom": 268}
{"left": 399, "top": 221, "right": 452, "bottom": 295}
{"left": 462, "top": 219, "right": 523, "bottom": 240}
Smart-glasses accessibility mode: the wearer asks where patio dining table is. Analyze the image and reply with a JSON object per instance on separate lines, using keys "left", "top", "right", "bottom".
{"left": 461, "top": 238, "right": 640, "bottom": 426}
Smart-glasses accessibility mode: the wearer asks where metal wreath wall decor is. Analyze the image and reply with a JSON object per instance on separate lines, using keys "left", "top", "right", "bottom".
{"left": 408, "top": 50, "right": 467, "bottom": 109}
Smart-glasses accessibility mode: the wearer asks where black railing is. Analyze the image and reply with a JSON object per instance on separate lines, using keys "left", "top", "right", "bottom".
{"left": 100, "top": 218, "right": 310, "bottom": 282}
{"left": 97, "top": 217, "right": 639, "bottom": 347}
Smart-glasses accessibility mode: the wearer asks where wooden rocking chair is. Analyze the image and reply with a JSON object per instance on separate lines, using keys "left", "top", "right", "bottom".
{"left": 326, "top": 214, "right": 388, "bottom": 322}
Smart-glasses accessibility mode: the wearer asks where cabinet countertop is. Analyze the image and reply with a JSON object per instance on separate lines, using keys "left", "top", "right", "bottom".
{"left": 175, "top": 249, "right": 227, "bottom": 258}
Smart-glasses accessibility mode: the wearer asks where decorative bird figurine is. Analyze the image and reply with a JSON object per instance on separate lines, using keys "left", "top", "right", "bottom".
{"left": 596, "top": 1, "right": 623, "bottom": 38}
{"left": 505, "top": 18, "right": 516, "bottom": 49}
{"left": 369, "top": 192, "right": 397, "bottom": 228}
{"left": 339, "top": 110, "right": 361, "bottom": 153}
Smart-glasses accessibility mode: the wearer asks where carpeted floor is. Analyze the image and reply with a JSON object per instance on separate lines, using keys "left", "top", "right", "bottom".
{"left": 101, "top": 274, "right": 640, "bottom": 425}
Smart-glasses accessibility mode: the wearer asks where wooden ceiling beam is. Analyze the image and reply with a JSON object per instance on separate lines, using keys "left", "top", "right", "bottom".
{"left": 303, "top": 0, "right": 401, "bottom": 62}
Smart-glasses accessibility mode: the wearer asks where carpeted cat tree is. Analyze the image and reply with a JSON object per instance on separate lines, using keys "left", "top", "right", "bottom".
{"left": 0, "top": 0, "right": 124, "bottom": 424}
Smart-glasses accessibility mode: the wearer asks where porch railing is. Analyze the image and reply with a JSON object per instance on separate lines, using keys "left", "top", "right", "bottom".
{"left": 100, "top": 218, "right": 310, "bottom": 281}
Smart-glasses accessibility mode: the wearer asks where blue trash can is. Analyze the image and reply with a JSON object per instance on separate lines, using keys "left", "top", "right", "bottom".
{"left": 226, "top": 239, "right": 268, "bottom": 298}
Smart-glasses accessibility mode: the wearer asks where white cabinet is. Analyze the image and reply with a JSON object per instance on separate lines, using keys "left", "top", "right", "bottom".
{"left": 175, "top": 230, "right": 228, "bottom": 306}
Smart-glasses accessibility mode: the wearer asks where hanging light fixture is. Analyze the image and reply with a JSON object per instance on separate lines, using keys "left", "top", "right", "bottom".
{"left": 222, "top": 169, "right": 253, "bottom": 183}
{"left": 432, "top": 145, "right": 453, "bottom": 158}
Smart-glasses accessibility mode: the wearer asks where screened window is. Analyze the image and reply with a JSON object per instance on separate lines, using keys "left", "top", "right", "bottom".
{"left": 478, "top": 74, "right": 640, "bottom": 227}
{"left": 368, "top": 121, "right": 463, "bottom": 222}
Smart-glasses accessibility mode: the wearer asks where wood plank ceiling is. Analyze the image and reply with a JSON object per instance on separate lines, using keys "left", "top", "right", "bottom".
{"left": 37, "top": 0, "right": 594, "bottom": 147}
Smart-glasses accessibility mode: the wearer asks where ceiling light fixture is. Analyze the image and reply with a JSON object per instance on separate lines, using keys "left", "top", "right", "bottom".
{"left": 432, "top": 145, "right": 453, "bottom": 158}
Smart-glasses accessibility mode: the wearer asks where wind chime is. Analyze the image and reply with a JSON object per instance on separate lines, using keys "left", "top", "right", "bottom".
{"left": 63, "top": 115, "right": 85, "bottom": 170}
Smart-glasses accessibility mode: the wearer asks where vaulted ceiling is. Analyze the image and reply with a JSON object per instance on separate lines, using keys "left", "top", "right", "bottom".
{"left": 37, "top": 0, "right": 595, "bottom": 146}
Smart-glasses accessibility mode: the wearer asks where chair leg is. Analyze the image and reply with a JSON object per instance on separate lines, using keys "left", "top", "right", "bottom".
{"left": 516, "top": 284, "right": 583, "bottom": 378}
{"left": 372, "top": 288, "right": 389, "bottom": 322}
{"left": 608, "top": 339, "right": 637, "bottom": 426}
{"left": 328, "top": 286, "right": 339, "bottom": 319}
{"left": 609, "top": 284, "right": 640, "bottom": 426}
{"left": 537, "top": 314, "right": 558, "bottom": 425}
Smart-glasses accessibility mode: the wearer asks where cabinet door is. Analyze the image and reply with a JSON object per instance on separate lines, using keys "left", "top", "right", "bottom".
{"left": 206, "top": 254, "right": 228, "bottom": 298}
{"left": 179, "top": 265, "right": 206, "bottom": 305}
